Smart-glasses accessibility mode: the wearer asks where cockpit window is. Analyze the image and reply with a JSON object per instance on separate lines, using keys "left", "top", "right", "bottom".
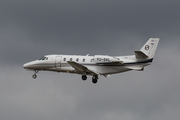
{"left": 39, "top": 56, "right": 48, "bottom": 60}
{"left": 39, "top": 57, "right": 44, "bottom": 60}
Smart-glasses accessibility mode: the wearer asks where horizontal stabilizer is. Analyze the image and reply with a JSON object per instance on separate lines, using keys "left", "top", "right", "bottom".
{"left": 134, "top": 51, "right": 148, "bottom": 59}
{"left": 126, "top": 66, "right": 144, "bottom": 71}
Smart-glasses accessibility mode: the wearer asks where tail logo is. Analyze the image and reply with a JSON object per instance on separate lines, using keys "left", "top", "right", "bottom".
{"left": 145, "top": 45, "right": 150, "bottom": 51}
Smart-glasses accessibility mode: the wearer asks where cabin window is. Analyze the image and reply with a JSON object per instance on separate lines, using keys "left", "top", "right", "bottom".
{"left": 70, "top": 58, "right": 73, "bottom": 61}
{"left": 76, "top": 58, "right": 79, "bottom": 62}
{"left": 83, "top": 58, "right": 85, "bottom": 62}
{"left": 63, "top": 58, "right": 66, "bottom": 61}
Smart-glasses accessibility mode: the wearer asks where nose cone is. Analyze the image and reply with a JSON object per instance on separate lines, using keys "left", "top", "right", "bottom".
{"left": 23, "top": 61, "right": 37, "bottom": 69}
{"left": 23, "top": 59, "right": 53, "bottom": 70}
{"left": 23, "top": 62, "right": 32, "bottom": 69}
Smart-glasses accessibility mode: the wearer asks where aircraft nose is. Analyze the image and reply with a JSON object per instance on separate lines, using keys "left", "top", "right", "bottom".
{"left": 23, "top": 61, "right": 35, "bottom": 69}
{"left": 23, "top": 63, "right": 30, "bottom": 69}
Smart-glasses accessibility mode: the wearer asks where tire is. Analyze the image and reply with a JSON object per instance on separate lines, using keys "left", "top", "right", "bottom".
{"left": 32, "top": 74, "right": 37, "bottom": 79}
{"left": 92, "top": 78, "right": 97, "bottom": 84}
{"left": 82, "top": 75, "right": 87, "bottom": 80}
{"left": 92, "top": 75, "right": 98, "bottom": 84}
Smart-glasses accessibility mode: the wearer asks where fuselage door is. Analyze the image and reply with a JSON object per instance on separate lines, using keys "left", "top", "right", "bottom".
{"left": 55, "top": 56, "right": 61, "bottom": 68}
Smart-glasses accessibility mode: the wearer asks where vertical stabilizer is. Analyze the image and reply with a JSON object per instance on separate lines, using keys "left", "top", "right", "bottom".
{"left": 135, "top": 38, "right": 160, "bottom": 59}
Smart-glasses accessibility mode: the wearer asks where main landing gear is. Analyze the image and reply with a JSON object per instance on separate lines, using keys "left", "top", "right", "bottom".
{"left": 81, "top": 75, "right": 98, "bottom": 84}
{"left": 82, "top": 75, "right": 87, "bottom": 80}
{"left": 92, "top": 75, "right": 98, "bottom": 84}
{"left": 32, "top": 70, "right": 39, "bottom": 79}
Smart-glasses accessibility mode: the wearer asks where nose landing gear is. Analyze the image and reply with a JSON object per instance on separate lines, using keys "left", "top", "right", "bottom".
{"left": 32, "top": 74, "right": 37, "bottom": 79}
{"left": 32, "top": 70, "right": 39, "bottom": 79}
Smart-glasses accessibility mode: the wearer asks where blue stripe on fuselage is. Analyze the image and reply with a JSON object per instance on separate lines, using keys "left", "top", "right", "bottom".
{"left": 81, "top": 58, "right": 153, "bottom": 66}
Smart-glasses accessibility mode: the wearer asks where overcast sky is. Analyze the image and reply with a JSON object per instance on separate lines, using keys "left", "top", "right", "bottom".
{"left": 0, "top": 1, "right": 180, "bottom": 120}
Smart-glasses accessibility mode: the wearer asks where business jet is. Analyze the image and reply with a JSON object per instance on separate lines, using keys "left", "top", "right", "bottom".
{"left": 23, "top": 38, "right": 159, "bottom": 84}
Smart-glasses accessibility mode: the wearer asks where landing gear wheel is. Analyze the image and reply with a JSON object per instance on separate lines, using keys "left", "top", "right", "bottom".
{"left": 92, "top": 75, "right": 98, "bottom": 84}
{"left": 82, "top": 75, "right": 87, "bottom": 81}
{"left": 32, "top": 74, "right": 37, "bottom": 79}
{"left": 32, "top": 70, "right": 39, "bottom": 79}
{"left": 92, "top": 78, "right": 97, "bottom": 84}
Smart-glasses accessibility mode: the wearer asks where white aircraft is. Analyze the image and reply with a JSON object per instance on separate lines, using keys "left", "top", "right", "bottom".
{"left": 23, "top": 38, "right": 159, "bottom": 84}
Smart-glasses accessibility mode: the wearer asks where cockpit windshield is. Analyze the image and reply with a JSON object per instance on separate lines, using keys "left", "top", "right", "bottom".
{"left": 39, "top": 56, "right": 48, "bottom": 60}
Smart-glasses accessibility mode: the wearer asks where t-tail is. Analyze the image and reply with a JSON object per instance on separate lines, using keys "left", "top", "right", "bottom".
{"left": 134, "top": 38, "right": 160, "bottom": 59}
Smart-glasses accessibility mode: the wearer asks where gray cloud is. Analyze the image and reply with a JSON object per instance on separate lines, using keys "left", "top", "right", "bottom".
{"left": 0, "top": 1, "right": 180, "bottom": 120}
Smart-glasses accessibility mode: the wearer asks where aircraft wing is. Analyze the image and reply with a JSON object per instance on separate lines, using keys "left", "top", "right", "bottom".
{"left": 67, "top": 61, "right": 99, "bottom": 75}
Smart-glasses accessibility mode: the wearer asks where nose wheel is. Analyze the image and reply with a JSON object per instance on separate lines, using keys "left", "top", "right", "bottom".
{"left": 32, "top": 74, "right": 37, "bottom": 79}
{"left": 32, "top": 70, "right": 39, "bottom": 79}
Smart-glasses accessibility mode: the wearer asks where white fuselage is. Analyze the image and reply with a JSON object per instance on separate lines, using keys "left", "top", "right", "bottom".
{"left": 23, "top": 54, "right": 152, "bottom": 75}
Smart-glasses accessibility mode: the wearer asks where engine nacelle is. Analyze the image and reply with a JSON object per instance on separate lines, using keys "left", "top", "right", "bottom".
{"left": 94, "top": 55, "right": 122, "bottom": 63}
